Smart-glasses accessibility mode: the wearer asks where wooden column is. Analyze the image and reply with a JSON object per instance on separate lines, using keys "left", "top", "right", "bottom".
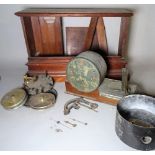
{"left": 96, "top": 17, "right": 108, "bottom": 54}
{"left": 82, "top": 17, "right": 98, "bottom": 51}
{"left": 118, "top": 17, "right": 131, "bottom": 59}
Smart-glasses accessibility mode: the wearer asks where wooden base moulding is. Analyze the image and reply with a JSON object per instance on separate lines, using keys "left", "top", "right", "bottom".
{"left": 27, "top": 56, "right": 127, "bottom": 82}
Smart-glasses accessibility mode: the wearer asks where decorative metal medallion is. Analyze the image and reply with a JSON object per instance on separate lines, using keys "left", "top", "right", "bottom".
{"left": 67, "top": 58, "right": 100, "bottom": 92}
{"left": 66, "top": 51, "right": 107, "bottom": 93}
{"left": 28, "top": 93, "right": 56, "bottom": 109}
{"left": 1, "top": 88, "right": 28, "bottom": 109}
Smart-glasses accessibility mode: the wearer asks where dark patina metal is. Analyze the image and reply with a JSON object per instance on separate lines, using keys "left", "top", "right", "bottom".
{"left": 66, "top": 51, "right": 107, "bottom": 93}
{"left": 64, "top": 97, "right": 98, "bottom": 115}
{"left": 115, "top": 94, "right": 155, "bottom": 150}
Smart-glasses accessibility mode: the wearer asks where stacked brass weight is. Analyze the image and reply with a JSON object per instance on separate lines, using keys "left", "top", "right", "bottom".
{"left": 1, "top": 88, "right": 28, "bottom": 109}
{"left": 24, "top": 74, "right": 56, "bottom": 109}
{"left": 24, "top": 74, "right": 54, "bottom": 95}
{"left": 27, "top": 93, "right": 56, "bottom": 109}
{"left": 67, "top": 51, "right": 107, "bottom": 92}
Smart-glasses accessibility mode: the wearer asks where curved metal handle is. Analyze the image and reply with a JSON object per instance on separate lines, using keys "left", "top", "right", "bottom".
{"left": 64, "top": 99, "right": 80, "bottom": 115}
{"left": 141, "top": 136, "right": 152, "bottom": 144}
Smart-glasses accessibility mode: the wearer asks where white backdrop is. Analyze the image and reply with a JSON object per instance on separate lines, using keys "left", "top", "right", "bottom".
{"left": 0, "top": 4, "right": 155, "bottom": 95}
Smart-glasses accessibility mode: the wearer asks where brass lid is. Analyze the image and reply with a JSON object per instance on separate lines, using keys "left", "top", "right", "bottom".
{"left": 1, "top": 88, "right": 28, "bottom": 109}
{"left": 28, "top": 93, "right": 55, "bottom": 109}
{"left": 67, "top": 57, "right": 100, "bottom": 92}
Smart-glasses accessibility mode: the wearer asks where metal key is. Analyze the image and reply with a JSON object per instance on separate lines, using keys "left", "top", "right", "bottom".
{"left": 50, "top": 118, "right": 71, "bottom": 129}
{"left": 70, "top": 118, "right": 88, "bottom": 125}
{"left": 56, "top": 121, "right": 71, "bottom": 129}
{"left": 64, "top": 121, "right": 77, "bottom": 127}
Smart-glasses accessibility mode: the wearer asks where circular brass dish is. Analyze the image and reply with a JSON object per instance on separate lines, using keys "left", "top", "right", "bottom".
{"left": 28, "top": 93, "right": 56, "bottom": 109}
{"left": 1, "top": 88, "right": 28, "bottom": 109}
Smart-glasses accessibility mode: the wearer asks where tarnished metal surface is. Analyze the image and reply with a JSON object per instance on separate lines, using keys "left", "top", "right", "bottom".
{"left": 64, "top": 121, "right": 77, "bottom": 127}
{"left": 99, "top": 78, "right": 138, "bottom": 100}
{"left": 121, "top": 68, "right": 128, "bottom": 95}
{"left": 1, "top": 88, "right": 28, "bottom": 109}
{"left": 115, "top": 95, "right": 155, "bottom": 150}
{"left": 27, "top": 93, "right": 56, "bottom": 109}
{"left": 64, "top": 97, "right": 98, "bottom": 115}
{"left": 99, "top": 78, "right": 125, "bottom": 99}
{"left": 66, "top": 51, "right": 107, "bottom": 92}
{"left": 24, "top": 74, "right": 54, "bottom": 95}
{"left": 70, "top": 118, "right": 88, "bottom": 125}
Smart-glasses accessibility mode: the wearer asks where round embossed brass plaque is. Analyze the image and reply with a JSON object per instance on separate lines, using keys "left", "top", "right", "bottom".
{"left": 66, "top": 51, "right": 107, "bottom": 93}
{"left": 28, "top": 93, "right": 55, "bottom": 109}
{"left": 1, "top": 88, "right": 28, "bottom": 109}
{"left": 67, "top": 58, "right": 100, "bottom": 92}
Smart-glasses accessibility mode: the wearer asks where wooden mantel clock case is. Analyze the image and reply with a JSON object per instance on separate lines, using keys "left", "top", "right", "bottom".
{"left": 15, "top": 8, "right": 133, "bottom": 83}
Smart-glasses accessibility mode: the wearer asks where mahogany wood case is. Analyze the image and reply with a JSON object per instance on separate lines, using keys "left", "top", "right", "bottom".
{"left": 15, "top": 8, "right": 133, "bottom": 82}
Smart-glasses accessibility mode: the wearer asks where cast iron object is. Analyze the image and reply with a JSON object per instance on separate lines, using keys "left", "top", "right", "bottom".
{"left": 115, "top": 94, "right": 155, "bottom": 151}
{"left": 64, "top": 97, "right": 98, "bottom": 115}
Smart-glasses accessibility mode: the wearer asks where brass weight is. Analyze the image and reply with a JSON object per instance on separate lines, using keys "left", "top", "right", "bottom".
{"left": 1, "top": 88, "right": 28, "bottom": 109}
{"left": 27, "top": 93, "right": 56, "bottom": 109}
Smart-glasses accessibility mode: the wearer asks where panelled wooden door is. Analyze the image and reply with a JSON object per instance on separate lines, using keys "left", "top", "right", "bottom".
{"left": 22, "top": 16, "right": 64, "bottom": 57}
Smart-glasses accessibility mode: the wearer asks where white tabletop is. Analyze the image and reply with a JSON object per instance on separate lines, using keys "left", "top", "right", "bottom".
{"left": 0, "top": 66, "right": 134, "bottom": 151}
